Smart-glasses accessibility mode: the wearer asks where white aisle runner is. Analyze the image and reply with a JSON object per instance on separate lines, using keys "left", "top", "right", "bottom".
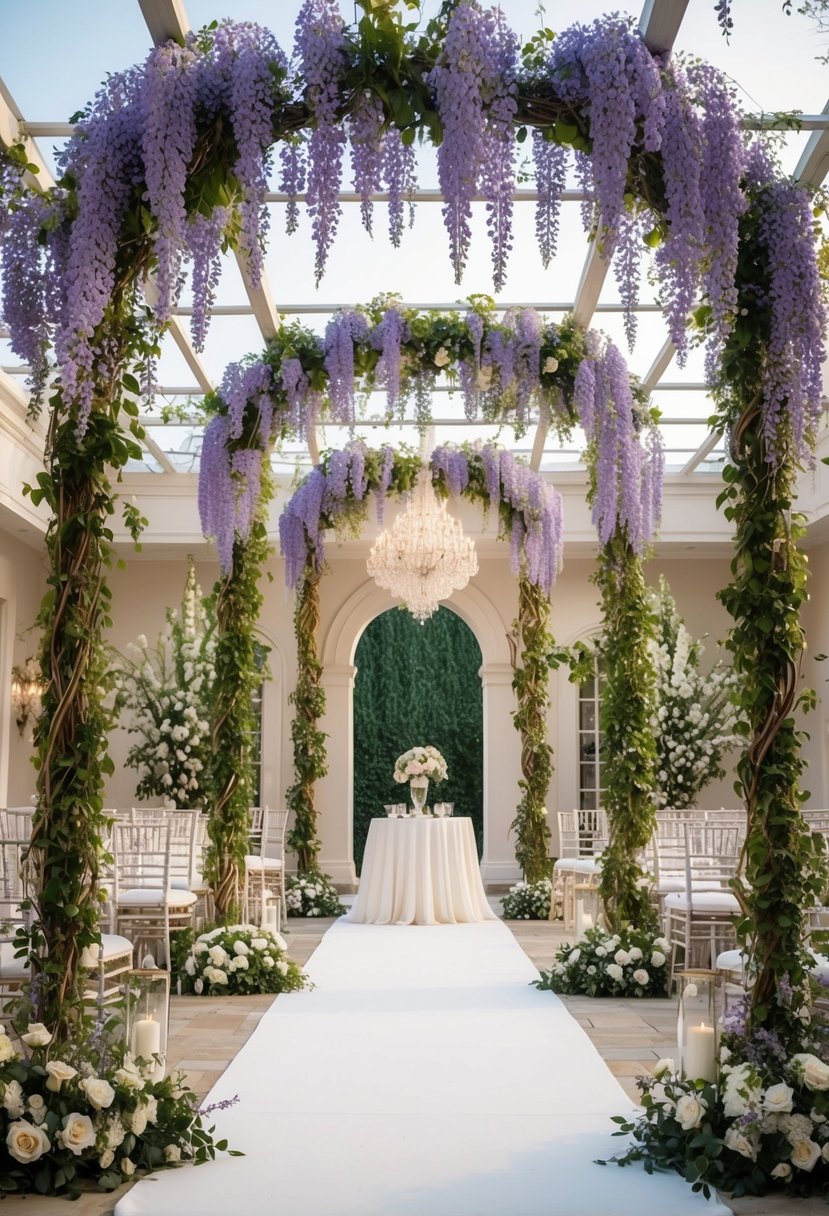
{"left": 117, "top": 920, "right": 731, "bottom": 1216}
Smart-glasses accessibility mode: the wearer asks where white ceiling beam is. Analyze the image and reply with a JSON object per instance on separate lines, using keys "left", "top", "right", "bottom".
{"left": 680, "top": 431, "right": 722, "bottom": 476}
{"left": 0, "top": 367, "right": 29, "bottom": 412}
{"left": 0, "top": 79, "right": 53, "bottom": 189}
{"left": 530, "top": 0, "right": 689, "bottom": 469}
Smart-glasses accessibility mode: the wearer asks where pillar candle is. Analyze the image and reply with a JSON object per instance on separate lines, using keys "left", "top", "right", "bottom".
{"left": 131, "top": 1017, "right": 161, "bottom": 1062}
{"left": 684, "top": 1023, "right": 716, "bottom": 1082}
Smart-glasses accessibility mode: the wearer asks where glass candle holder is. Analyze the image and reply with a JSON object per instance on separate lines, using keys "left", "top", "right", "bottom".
{"left": 125, "top": 967, "right": 171, "bottom": 1083}
{"left": 677, "top": 968, "right": 720, "bottom": 1083}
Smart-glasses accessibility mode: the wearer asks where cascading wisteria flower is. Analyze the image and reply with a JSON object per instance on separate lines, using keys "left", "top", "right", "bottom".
{"left": 324, "top": 309, "right": 370, "bottom": 425}
{"left": 294, "top": 0, "right": 347, "bottom": 284}
{"left": 755, "top": 178, "right": 826, "bottom": 466}
{"left": 371, "top": 303, "right": 409, "bottom": 414}
{"left": 531, "top": 131, "right": 568, "bottom": 270}
{"left": 0, "top": 179, "right": 52, "bottom": 404}
{"left": 186, "top": 206, "right": 228, "bottom": 352}
{"left": 578, "top": 336, "right": 662, "bottom": 554}
{"left": 278, "top": 138, "right": 307, "bottom": 237}
{"left": 349, "top": 92, "right": 386, "bottom": 236}
{"left": 479, "top": 7, "right": 519, "bottom": 291}
{"left": 613, "top": 210, "right": 646, "bottom": 351}
{"left": 382, "top": 128, "right": 417, "bottom": 247}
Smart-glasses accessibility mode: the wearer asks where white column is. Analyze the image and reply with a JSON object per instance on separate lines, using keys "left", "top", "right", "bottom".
{"left": 479, "top": 662, "right": 523, "bottom": 886}
{"left": 316, "top": 664, "right": 358, "bottom": 888}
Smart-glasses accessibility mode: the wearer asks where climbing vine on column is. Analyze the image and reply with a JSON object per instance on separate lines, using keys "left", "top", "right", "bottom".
{"left": 511, "top": 575, "right": 554, "bottom": 882}
{"left": 286, "top": 567, "right": 327, "bottom": 873}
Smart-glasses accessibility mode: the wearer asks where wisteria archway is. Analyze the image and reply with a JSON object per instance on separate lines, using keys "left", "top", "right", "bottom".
{"left": 0, "top": 1, "right": 823, "bottom": 1062}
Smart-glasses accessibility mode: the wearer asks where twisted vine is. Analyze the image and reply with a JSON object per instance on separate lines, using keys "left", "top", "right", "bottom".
{"left": 510, "top": 575, "right": 554, "bottom": 883}
{"left": 286, "top": 567, "right": 327, "bottom": 873}
{"left": 593, "top": 532, "right": 659, "bottom": 934}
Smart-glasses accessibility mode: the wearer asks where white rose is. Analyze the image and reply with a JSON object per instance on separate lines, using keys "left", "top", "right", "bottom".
{"left": 771, "top": 1162, "right": 792, "bottom": 1179}
{"left": 633, "top": 968, "right": 649, "bottom": 986}
{"left": 121, "top": 1157, "right": 136, "bottom": 1176}
{"left": 208, "top": 946, "right": 228, "bottom": 966}
{"left": 433, "top": 347, "right": 451, "bottom": 367}
{"left": 272, "top": 933, "right": 288, "bottom": 952}
{"left": 164, "top": 1143, "right": 182, "bottom": 1163}
{"left": 568, "top": 949, "right": 581, "bottom": 964}
{"left": 233, "top": 940, "right": 249, "bottom": 956}
{"left": 184, "top": 955, "right": 196, "bottom": 976}
{"left": 653, "top": 1058, "right": 675, "bottom": 1079}
{"left": 628, "top": 947, "right": 643, "bottom": 961}
{"left": 276, "top": 959, "right": 289, "bottom": 977}
{"left": 130, "top": 1106, "right": 148, "bottom": 1136}
{"left": 99, "top": 1148, "right": 115, "bottom": 1169}
{"left": 233, "top": 955, "right": 249, "bottom": 971}
{"left": 792, "top": 1053, "right": 829, "bottom": 1091}
{"left": 0, "top": 1033, "right": 16, "bottom": 1063}
{"left": 194, "top": 978, "right": 204, "bottom": 994}
{"left": 594, "top": 946, "right": 607, "bottom": 957}
{"left": 61, "top": 1112, "right": 96, "bottom": 1155}
{"left": 763, "top": 1083, "right": 794, "bottom": 1114}
{"left": 27, "top": 1094, "right": 47, "bottom": 1125}
{"left": 2, "top": 1080, "right": 25, "bottom": 1118}
{"left": 654, "top": 937, "right": 669, "bottom": 952}
{"left": 212, "top": 969, "right": 229, "bottom": 985}
{"left": 6, "top": 1120, "right": 50, "bottom": 1164}
{"left": 651, "top": 951, "right": 666, "bottom": 967}
{"left": 21, "top": 1022, "right": 53, "bottom": 1048}
{"left": 543, "top": 356, "right": 559, "bottom": 374}
{"left": 675, "top": 1094, "right": 705, "bottom": 1130}
{"left": 724, "top": 1127, "right": 756, "bottom": 1160}
{"left": 142, "top": 1096, "right": 158, "bottom": 1125}
{"left": 606, "top": 964, "right": 624, "bottom": 982}
{"left": 813, "top": 1108, "right": 827, "bottom": 1124}
{"left": 614, "top": 950, "right": 630, "bottom": 966}
{"left": 80, "top": 1076, "right": 115, "bottom": 1110}
{"left": 262, "top": 955, "right": 275, "bottom": 969}
{"left": 114, "top": 1062, "right": 143, "bottom": 1090}
{"left": 791, "top": 1138, "right": 821, "bottom": 1172}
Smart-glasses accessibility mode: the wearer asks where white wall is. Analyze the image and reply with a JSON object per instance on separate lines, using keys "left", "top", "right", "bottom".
{"left": 0, "top": 531, "right": 46, "bottom": 806}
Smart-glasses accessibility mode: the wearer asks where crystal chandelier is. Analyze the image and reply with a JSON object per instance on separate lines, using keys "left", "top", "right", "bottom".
{"left": 367, "top": 467, "right": 478, "bottom": 623}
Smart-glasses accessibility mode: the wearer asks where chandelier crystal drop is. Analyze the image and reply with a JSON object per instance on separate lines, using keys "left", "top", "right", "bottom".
{"left": 367, "top": 467, "right": 478, "bottom": 623}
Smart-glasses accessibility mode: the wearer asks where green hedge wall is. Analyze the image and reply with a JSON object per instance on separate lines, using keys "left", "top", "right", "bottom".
{"left": 353, "top": 606, "right": 484, "bottom": 873}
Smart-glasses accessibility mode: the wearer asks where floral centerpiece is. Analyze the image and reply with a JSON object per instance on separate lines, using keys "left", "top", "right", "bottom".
{"left": 0, "top": 1021, "right": 224, "bottom": 1197}
{"left": 607, "top": 1015, "right": 829, "bottom": 1199}
{"left": 393, "top": 746, "right": 448, "bottom": 784}
{"left": 285, "top": 871, "right": 347, "bottom": 918}
{"left": 536, "top": 926, "right": 670, "bottom": 998}
{"left": 113, "top": 558, "right": 215, "bottom": 808}
{"left": 501, "top": 878, "right": 560, "bottom": 921}
{"left": 179, "top": 925, "right": 306, "bottom": 996}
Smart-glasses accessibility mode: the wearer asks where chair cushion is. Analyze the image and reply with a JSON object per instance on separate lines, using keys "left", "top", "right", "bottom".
{"left": 656, "top": 877, "right": 729, "bottom": 894}
{"left": 117, "top": 888, "right": 198, "bottom": 908}
{"left": 717, "top": 948, "right": 829, "bottom": 986}
{"left": 170, "top": 875, "right": 205, "bottom": 890}
{"left": 664, "top": 890, "right": 740, "bottom": 913}
{"left": 553, "top": 857, "right": 601, "bottom": 876}
{"left": 244, "top": 855, "right": 284, "bottom": 871}
{"left": 3, "top": 935, "right": 133, "bottom": 980}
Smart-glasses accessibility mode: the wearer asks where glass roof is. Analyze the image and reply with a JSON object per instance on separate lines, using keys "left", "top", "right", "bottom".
{"left": 1, "top": 0, "right": 827, "bottom": 485}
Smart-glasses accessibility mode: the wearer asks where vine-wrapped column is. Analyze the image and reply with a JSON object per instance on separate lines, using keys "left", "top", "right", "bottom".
{"left": 207, "top": 514, "right": 270, "bottom": 922}
{"left": 594, "top": 533, "right": 659, "bottom": 933}
{"left": 718, "top": 404, "right": 823, "bottom": 1040}
{"left": 286, "top": 565, "right": 327, "bottom": 873}
{"left": 510, "top": 575, "right": 553, "bottom": 883}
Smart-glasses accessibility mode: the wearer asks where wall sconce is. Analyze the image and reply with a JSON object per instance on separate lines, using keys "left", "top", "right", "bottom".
{"left": 11, "top": 657, "right": 44, "bottom": 737}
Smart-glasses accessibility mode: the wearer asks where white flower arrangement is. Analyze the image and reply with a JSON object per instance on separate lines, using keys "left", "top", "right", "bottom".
{"left": 649, "top": 577, "right": 741, "bottom": 809}
{"left": 393, "top": 746, "right": 448, "bottom": 783}
{"left": 181, "top": 924, "right": 306, "bottom": 995}
{"left": 537, "top": 926, "right": 670, "bottom": 998}
{"left": 113, "top": 558, "right": 216, "bottom": 808}
{"left": 0, "top": 1022, "right": 223, "bottom": 1197}
{"left": 501, "top": 878, "right": 561, "bottom": 921}
{"left": 285, "top": 871, "right": 347, "bottom": 918}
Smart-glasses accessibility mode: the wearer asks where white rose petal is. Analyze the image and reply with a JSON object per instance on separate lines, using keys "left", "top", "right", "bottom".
{"left": 6, "top": 1120, "right": 50, "bottom": 1164}
{"left": 21, "top": 1022, "right": 53, "bottom": 1048}
{"left": 61, "top": 1112, "right": 96, "bottom": 1156}
{"left": 80, "top": 1076, "right": 115, "bottom": 1110}
{"left": 791, "top": 1138, "right": 821, "bottom": 1172}
{"left": 675, "top": 1094, "right": 705, "bottom": 1130}
{"left": 763, "top": 1083, "right": 795, "bottom": 1114}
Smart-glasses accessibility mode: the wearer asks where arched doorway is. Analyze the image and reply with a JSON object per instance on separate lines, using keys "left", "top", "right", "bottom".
{"left": 352, "top": 606, "right": 483, "bottom": 874}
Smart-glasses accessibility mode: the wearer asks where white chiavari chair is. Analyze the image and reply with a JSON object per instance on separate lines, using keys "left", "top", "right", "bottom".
{"left": 552, "top": 809, "right": 607, "bottom": 929}
{"left": 111, "top": 819, "right": 198, "bottom": 968}
{"left": 664, "top": 820, "right": 742, "bottom": 989}
{"left": 243, "top": 808, "right": 289, "bottom": 929}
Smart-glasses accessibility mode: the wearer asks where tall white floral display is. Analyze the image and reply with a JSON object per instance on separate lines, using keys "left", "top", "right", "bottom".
{"left": 649, "top": 577, "right": 741, "bottom": 809}
{"left": 114, "top": 557, "right": 216, "bottom": 808}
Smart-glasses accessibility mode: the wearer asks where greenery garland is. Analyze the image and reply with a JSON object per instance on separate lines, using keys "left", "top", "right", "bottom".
{"left": 592, "top": 533, "right": 659, "bottom": 934}
{"left": 23, "top": 333, "right": 149, "bottom": 1038}
{"left": 205, "top": 505, "right": 271, "bottom": 922}
{"left": 510, "top": 575, "right": 554, "bottom": 883}
{"left": 285, "top": 567, "right": 327, "bottom": 874}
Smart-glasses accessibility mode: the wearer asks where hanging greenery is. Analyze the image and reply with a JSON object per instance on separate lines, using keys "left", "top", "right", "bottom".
{"left": 286, "top": 567, "right": 326, "bottom": 873}
{"left": 510, "top": 576, "right": 554, "bottom": 883}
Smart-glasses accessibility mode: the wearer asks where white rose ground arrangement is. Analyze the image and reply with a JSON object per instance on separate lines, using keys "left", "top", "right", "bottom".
{"left": 0, "top": 1021, "right": 227, "bottom": 1197}
{"left": 180, "top": 925, "right": 306, "bottom": 996}
{"left": 536, "top": 927, "right": 671, "bottom": 998}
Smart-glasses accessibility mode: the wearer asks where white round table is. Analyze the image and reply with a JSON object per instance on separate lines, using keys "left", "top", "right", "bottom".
{"left": 347, "top": 816, "right": 495, "bottom": 925}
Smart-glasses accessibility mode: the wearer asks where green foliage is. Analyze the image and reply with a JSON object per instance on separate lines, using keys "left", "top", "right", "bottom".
{"left": 501, "top": 877, "right": 555, "bottom": 920}
{"left": 511, "top": 577, "right": 554, "bottom": 883}
{"left": 353, "top": 606, "right": 483, "bottom": 871}
{"left": 591, "top": 534, "right": 659, "bottom": 933}
{"left": 286, "top": 569, "right": 327, "bottom": 873}
{"left": 205, "top": 510, "right": 271, "bottom": 923}
{"left": 537, "top": 925, "right": 670, "bottom": 997}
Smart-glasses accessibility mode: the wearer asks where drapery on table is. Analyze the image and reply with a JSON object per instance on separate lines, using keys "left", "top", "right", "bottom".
{"left": 347, "top": 816, "right": 496, "bottom": 925}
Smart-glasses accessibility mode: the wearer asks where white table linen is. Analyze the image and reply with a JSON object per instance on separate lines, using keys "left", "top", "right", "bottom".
{"left": 347, "top": 816, "right": 495, "bottom": 925}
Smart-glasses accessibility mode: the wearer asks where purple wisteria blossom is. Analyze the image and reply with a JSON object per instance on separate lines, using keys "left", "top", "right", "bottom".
{"left": 756, "top": 179, "right": 827, "bottom": 465}
{"left": 199, "top": 415, "right": 236, "bottom": 571}
{"left": 480, "top": 8, "right": 518, "bottom": 291}
{"left": 375, "top": 444, "right": 395, "bottom": 524}
{"left": 532, "top": 131, "right": 568, "bottom": 269}
{"left": 371, "top": 304, "right": 409, "bottom": 414}
{"left": 279, "top": 138, "right": 307, "bottom": 237}
{"left": 219, "top": 358, "right": 274, "bottom": 440}
{"left": 187, "top": 206, "right": 228, "bottom": 351}
{"left": 382, "top": 128, "right": 417, "bottom": 247}
{"left": 294, "top": 0, "right": 347, "bottom": 283}
{"left": 324, "top": 309, "right": 370, "bottom": 425}
{"left": 349, "top": 92, "right": 386, "bottom": 236}
{"left": 613, "top": 211, "right": 645, "bottom": 351}
{"left": 0, "top": 188, "right": 52, "bottom": 405}
{"left": 141, "top": 43, "right": 199, "bottom": 322}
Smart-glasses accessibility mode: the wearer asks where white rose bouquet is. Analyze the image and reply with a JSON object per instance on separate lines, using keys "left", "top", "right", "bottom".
{"left": 393, "top": 746, "right": 448, "bottom": 783}
{"left": 536, "top": 926, "right": 670, "bottom": 998}
{"left": 501, "top": 878, "right": 560, "bottom": 921}
{"left": 0, "top": 1021, "right": 225, "bottom": 1197}
{"left": 285, "top": 871, "right": 347, "bottom": 918}
{"left": 181, "top": 924, "right": 306, "bottom": 996}
{"left": 113, "top": 557, "right": 216, "bottom": 808}
{"left": 604, "top": 998, "right": 829, "bottom": 1199}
